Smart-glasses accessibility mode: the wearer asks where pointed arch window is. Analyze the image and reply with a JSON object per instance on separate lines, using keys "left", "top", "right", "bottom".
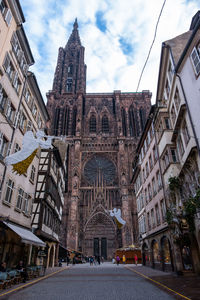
{"left": 68, "top": 64, "right": 73, "bottom": 75}
{"left": 102, "top": 115, "right": 109, "bottom": 133}
{"left": 129, "top": 106, "right": 136, "bottom": 137}
{"left": 89, "top": 115, "right": 96, "bottom": 133}
{"left": 121, "top": 108, "right": 127, "bottom": 136}
{"left": 53, "top": 107, "right": 60, "bottom": 136}
{"left": 60, "top": 106, "right": 69, "bottom": 135}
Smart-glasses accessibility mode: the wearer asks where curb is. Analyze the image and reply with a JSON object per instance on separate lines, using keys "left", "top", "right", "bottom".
{"left": 125, "top": 266, "right": 191, "bottom": 300}
{"left": 0, "top": 266, "right": 70, "bottom": 297}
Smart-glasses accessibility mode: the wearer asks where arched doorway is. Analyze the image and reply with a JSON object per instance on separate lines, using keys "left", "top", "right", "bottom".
{"left": 84, "top": 211, "right": 116, "bottom": 260}
{"left": 152, "top": 240, "right": 159, "bottom": 269}
{"left": 161, "top": 237, "right": 173, "bottom": 272}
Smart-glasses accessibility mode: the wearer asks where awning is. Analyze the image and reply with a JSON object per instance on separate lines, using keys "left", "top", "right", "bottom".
{"left": 3, "top": 221, "right": 46, "bottom": 247}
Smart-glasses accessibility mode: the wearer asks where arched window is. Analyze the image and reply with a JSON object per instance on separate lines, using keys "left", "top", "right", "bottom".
{"left": 71, "top": 106, "right": 77, "bottom": 136}
{"left": 68, "top": 64, "right": 73, "bottom": 75}
{"left": 60, "top": 106, "right": 69, "bottom": 135}
{"left": 53, "top": 107, "right": 60, "bottom": 136}
{"left": 129, "top": 106, "right": 136, "bottom": 137}
{"left": 89, "top": 115, "right": 96, "bottom": 132}
{"left": 102, "top": 115, "right": 109, "bottom": 133}
{"left": 121, "top": 108, "right": 127, "bottom": 136}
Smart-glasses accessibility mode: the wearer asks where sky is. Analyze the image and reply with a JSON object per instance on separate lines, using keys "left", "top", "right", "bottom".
{"left": 20, "top": 0, "right": 199, "bottom": 104}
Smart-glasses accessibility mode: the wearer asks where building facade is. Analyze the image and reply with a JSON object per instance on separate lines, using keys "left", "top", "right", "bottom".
{"left": 133, "top": 11, "right": 200, "bottom": 274}
{"left": 32, "top": 146, "right": 65, "bottom": 268}
{"left": 46, "top": 20, "right": 152, "bottom": 259}
{"left": 0, "top": 0, "right": 49, "bottom": 268}
{"left": 132, "top": 106, "right": 173, "bottom": 272}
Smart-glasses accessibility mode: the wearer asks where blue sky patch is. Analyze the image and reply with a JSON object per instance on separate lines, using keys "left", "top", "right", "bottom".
{"left": 119, "top": 37, "right": 133, "bottom": 56}
{"left": 95, "top": 11, "right": 107, "bottom": 33}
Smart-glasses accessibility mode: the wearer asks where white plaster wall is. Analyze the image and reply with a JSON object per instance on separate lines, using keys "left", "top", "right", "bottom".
{"left": 180, "top": 57, "right": 200, "bottom": 147}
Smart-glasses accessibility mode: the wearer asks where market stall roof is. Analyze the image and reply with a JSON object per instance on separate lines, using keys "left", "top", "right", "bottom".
{"left": 116, "top": 244, "right": 141, "bottom": 251}
{"left": 3, "top": 221, "right": 45, "bottom": 247}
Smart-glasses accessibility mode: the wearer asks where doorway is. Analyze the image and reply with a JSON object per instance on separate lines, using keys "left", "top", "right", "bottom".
{"left": 93, "top": 237, "right": 107, "bottom": 259}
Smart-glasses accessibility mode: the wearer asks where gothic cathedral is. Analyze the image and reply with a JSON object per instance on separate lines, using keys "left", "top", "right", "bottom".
{"left": 46, "top": 19, "right": 151, "bottom": 259}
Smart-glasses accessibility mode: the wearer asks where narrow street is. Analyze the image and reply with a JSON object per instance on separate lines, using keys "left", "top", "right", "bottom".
{"left": 1, "top": 263, "right": 176, "bottom": 300}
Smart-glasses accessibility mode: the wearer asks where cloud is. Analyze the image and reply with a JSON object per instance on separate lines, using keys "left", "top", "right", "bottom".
{"left": 20, "top": 0, "right": 199, "bottom": 104}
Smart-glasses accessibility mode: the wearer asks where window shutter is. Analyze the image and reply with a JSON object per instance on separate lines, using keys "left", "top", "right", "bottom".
{"left": 4, "top": 8, "right": 12, "bottom": 26}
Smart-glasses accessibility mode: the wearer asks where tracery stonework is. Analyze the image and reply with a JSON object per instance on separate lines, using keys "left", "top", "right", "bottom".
{"left": 47, "top": 19, "right": 151, "bottom": 259}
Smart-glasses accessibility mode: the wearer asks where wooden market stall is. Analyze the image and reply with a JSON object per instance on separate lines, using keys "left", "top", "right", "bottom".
{"left": 115, "top": 244, "right": 142, "bottom": 264}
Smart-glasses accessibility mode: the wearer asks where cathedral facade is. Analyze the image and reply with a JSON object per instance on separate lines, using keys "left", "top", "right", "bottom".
{"left": 46, "top": 20, "right": 151, "bottom": 259}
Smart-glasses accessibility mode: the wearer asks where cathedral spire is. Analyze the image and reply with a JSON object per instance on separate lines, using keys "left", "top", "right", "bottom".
{"left": 66, "top": 18, "right": 81, "bottom": 48}
{"left": 74, "top": 18, "right": 78, "bottom": 30}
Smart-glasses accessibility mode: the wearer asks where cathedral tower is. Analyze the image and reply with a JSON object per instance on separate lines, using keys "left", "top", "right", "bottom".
{"left": 47, "top": 20, "right": 152, "bottom": 259}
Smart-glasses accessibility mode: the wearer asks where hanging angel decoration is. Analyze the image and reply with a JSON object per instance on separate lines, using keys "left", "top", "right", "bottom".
{"left": 109, "top": 208, "right": 126, "bottom": 229}
{"left": 4, "top": 130, "right": 53, "bottom": 175}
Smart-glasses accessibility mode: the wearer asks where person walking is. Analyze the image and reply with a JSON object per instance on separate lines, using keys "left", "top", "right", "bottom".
{"left": 97, "top": 256, "right": 101, "bottom": 265}
{"left": 16, "top": 260, "right": 28, "bottom": 282}
{"left": 116, "top": 255, "right": 120, "bottom": 266}
{"left": 0, "top": 262, "right": 6, "bottom": 272}
{"left": 122, "top": 255, "right": 126, "bottom": 265}
{"left": 134, "top": 254, "right": 138, "bottom": 266}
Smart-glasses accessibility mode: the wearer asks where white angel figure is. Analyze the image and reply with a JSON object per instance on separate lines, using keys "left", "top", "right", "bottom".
{"left": 5, "top": 130, "right": 53, "bottom": 175}
{"left": 109, "top": 208, "right": 126, "bottom": 229}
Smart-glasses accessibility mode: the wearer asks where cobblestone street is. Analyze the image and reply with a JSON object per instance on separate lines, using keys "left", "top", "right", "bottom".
{"left": 0, "top": 263, "right": 177, "bottom": 300}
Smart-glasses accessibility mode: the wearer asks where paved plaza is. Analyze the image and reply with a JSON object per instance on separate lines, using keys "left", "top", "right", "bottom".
{"left": 0, "top": 263, "right": 177, "bottom": 300}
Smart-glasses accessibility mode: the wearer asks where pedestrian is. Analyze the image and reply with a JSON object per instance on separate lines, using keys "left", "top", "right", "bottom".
{"left": 66, "top": 255, "right": 70, "bottom": 266}
{"left": 134, "top": 254, "right": 138, "bottom": 266}
{"left": 0, "top": 262, "right": 6, "bottom": 272}
{"left": 122, "top": 254, "right": 126, "bottom": 265}
{"left": 97, "top": 256, "right": 101, "bottom": 265}
{"left": 16, "top": 260, "right": 28, "bottom": 283}
{"left": 101, "top": 256, "right": 104, "bottom": 263}
{"left": 116, "top": 255, "right": 120, "bottom": 266}
{"left": 112, "top": 257, "right": 115, "bottom": 264}
{"left": 89, "top": 256, "right": 93, "bottom": 266}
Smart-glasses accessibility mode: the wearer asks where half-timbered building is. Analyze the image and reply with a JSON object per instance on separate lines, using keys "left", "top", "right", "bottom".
{"left": 32, "top": 146, "right": 65, "bottom": 267}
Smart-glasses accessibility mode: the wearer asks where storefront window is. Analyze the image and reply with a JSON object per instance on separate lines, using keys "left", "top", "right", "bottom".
{"left": 152, "top": 241, "right": 159, "bottom": 263}
{"left": 162, "top": 238, "right": 171, "bottom": 264}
